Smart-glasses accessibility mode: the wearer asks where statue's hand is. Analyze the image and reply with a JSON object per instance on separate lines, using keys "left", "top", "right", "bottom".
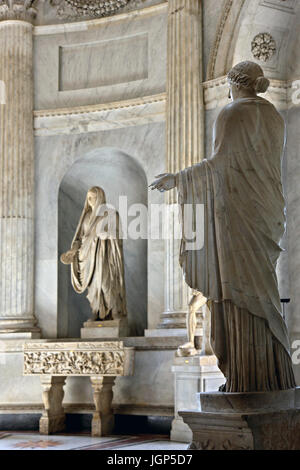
{"left": 60, "top": 250, "right": 76, "bottom": 265}
{"left": 149, "top": 173, "right": 176, "bottom": 193}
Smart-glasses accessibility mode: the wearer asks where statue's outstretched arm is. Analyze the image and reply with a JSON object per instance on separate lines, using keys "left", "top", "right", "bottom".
{"left": 149, "top": 173, "right": 177, "bottom": 193}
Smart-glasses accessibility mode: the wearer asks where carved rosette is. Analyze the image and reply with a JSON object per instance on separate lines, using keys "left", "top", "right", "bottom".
{"left": 251, "top": 32, "right": 276, "bottom": 62}
{"left": 0, "top": 0, "right": 37, "bottom": 22}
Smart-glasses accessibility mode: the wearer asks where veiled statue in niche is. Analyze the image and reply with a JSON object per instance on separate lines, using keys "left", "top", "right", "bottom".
{"left": 61, "top": 186, "right": 127, "bottom": 322}
{"left": 151, "top": 61, "right": 296, "bottom": 393}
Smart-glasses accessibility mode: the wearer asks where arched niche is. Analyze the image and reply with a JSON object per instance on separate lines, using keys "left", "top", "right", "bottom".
{"left": 57, "top": 148, "right": 148, "bottom": 338}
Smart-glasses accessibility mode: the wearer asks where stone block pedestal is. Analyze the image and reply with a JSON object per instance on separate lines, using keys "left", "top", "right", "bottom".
{"left": 170, "top": 355, "right": 224, "bottom": 443}
{"left": 81, "top": 319, "right": 128, "bottom": 339}
{"left": 180, "top": 388, "right": 300, "bottom": 450}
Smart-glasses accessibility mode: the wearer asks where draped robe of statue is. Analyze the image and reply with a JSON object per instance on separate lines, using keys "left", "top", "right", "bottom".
{"left": 177, "top": 96, "right": 296, "bottom": 392}
{"left": 70, "top": 189, "right": 127, "bottom": 321}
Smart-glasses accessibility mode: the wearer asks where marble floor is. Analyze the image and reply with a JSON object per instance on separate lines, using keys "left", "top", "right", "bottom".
{"left": 0, "top": 432, "right": 188, "bottom": 451}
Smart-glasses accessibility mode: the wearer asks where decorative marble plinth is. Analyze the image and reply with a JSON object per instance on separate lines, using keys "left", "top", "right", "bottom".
{"left": 81, "top": 319, "right": 128, "bottom": 339}
{"left": 23, "top": 340, "right": 134, "bottom": 436}
{"left": 180, "top": 388, "right": 300, "bottom": 450}
{"left": 170, "top": 355, "right": 224, "bottom": 443}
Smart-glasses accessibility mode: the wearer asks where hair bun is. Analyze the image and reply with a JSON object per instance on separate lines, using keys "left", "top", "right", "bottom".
{"left": 254, "top": 76, "right": 270, "bottom": 93}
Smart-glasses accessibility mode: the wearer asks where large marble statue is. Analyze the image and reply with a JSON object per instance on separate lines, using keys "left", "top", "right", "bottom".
{"left": 61, "top": 186, "right": 127, "bottom": 322}
{"left": 151, "top": 61, "right": 296, "bottom": 392}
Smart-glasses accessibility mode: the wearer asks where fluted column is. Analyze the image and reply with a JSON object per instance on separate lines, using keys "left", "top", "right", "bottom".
{"left": 159, "top": 0, "right": 205, "bottom": 328}
{"left": 0, "top": 1, "right": 39, "bottom": 334}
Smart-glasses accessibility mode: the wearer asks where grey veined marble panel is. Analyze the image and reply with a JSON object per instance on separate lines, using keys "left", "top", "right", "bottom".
{"left": 59, "top": 33, "right": 148, "bottom": 91}
{"left": 34, "top": 8, "right": 167, "bottom": 109}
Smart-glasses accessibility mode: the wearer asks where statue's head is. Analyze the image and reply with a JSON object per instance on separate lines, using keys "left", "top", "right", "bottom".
{"left": 87, "top": 186, "right": 106, "bottom": 209}
{"left": 227, "top": 61, "right": 270, "bottom": 101}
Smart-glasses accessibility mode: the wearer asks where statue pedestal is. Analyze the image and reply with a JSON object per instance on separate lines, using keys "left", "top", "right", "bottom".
{"left": 81, "top": 318, "right": 128, "bottom": 339}
{"left": 170, "top": 355, "right": 224, "bottom": 443}
{"left": 180, "top": 388, "right": 300, "bottom": 450}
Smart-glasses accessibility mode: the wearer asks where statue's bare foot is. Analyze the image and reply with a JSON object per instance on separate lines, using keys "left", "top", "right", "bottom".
{"left": 176, "top": 342, "right": 198, "bottom": 357}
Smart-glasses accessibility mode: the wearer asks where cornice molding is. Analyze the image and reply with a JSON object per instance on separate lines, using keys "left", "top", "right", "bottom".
{"left": 34, "top": 92, "right": 166, "bottom": 118}
{"left": 34, "top": 93, "right": 166, "bottom": 136}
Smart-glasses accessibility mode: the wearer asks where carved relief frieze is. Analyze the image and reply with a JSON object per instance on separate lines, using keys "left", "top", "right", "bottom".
{"left": 23, "top": 341, "right": 134, "bottom": 376}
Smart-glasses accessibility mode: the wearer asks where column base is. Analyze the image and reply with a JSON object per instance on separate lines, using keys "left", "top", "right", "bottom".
{"left": 145, "top": 328, "right": 203, "bottom": 338}
{"left": 0, "top": 330, "right": 41, "bottom": 339}
{"left": 145, "top": 328, "right": 203, "bottom": 351}
{"left": 157, "top": 311, "right": 203, "bottom": 329}
{"left": 0, "top": 318, "right": 41, "bottom": 338}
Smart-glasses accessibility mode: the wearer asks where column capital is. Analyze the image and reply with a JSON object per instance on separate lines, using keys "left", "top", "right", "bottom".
{"left": 0, "top": 0, "right": 37, "bottom": 23}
